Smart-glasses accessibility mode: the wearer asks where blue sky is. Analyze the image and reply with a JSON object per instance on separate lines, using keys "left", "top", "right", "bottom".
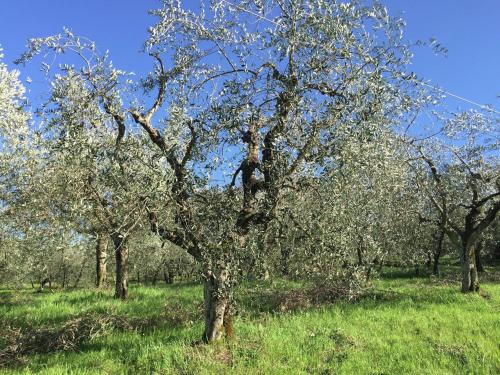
{"left": 0, "top": 0, "right": 499, "bottom": 112}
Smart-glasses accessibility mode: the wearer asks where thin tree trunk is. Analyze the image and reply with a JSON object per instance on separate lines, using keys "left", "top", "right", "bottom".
{"left": 365, "top": 260, "right": 373, "bottom": 282}
{"left": 73, "top": 258, "right": 86, "bottom": 288}
{"left": 164, "top": 267, "right": 173, "bottom": 284}
{"left": 113, "top": 234, "right": 129, "bottom": 299}
{"left": 96, "top": 231, "right": 108, "bottom": 288}
{"left": 203, "top": 269, "right": 233, "bottom": 343}
{"left": 62, "top": 265, "right": 67, "bottom": 289}
{"left": 432, "top": 253, "right": 440, "bottom": 277}
{"left": 152, "top": 268, "right": 159, "bottom": 285}
{"left": 59, "top": 247, "right": 67, "bottom": 289}
{"left": 38, "top": 277, "right": 51, "bottom": 292}
{"left": 357, "top": 238, "right": 374, "bottom": 281}
{"left": 432, "top": 230, "right": 444, "bottom": 276}
{"left": 460, "top": 246, "right": 471, "bottom": 293}
{"left": 357, "top": 247, "right": 363, "bottom": 266}
{"left": 280, "top": 246, "right": 291, "bottom": 276}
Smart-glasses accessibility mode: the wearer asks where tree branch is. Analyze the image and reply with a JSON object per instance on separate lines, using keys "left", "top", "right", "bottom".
{"left": 145, "top": 53, "right": 167, "bottom": 122}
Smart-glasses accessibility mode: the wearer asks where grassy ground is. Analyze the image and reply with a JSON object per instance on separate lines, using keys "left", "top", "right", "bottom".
{"left": 0, "top": 270, "right": 499, "bottom": 374}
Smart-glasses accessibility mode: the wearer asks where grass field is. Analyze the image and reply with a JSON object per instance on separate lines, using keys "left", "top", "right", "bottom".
{"left": 1, "top": 270, "right": 499, "bottom": 374}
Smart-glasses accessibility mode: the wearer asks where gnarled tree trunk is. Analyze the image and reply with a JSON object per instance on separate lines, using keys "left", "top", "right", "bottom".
{"left": 461, "top": 239, "right": 479, "bottom": 293}
{"left": 203, "top": 269, "right": 233, "bottom": 343}
{"left": 96, "top": 231, "right": 108, "bottom": 288}
{"left": 113, "top": 234, "right": 129, "bottom": 299}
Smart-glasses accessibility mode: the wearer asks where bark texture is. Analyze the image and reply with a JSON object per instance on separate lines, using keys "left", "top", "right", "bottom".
{"left": 202, "top": 270, "right": 233, "bottom": 343}
{"left": 95, "top": 231, "right": 108, "bottom": 288}
{"left": 461, "top": 240, "right": 479, "bottom": 293}
{"left": 113, "top": 234, "right": 129, "bottom": 299}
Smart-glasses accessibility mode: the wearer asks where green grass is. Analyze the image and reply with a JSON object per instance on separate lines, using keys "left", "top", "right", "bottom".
{"left": 1, "top": 273, "right": 499, "bottom": 374}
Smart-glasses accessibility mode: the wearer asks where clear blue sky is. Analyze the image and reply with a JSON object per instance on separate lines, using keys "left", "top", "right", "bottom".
{"left": 0, "top": 0, "right": 499, "bottom": 111}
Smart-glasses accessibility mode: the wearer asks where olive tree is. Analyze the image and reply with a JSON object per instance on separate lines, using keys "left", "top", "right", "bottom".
{"left": 414, "top": 110, "right": 499, "bottom": 292}
{"left": 19, "top": 0, "right": 426, "bottom": 341}
{"left": 0, "top": 46, "right": 32, "bottom": 286}
{"left": 41, "top": 69, "right": 173, "bottom": 298}
{"left": 0, "top": 45, "right": 30, "bottom": 209}
{"left": 275, "top": 125, "right": 431, "bottom": 286}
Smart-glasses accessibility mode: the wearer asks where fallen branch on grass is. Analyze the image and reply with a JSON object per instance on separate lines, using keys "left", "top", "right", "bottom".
{"left": 0, "top": 313, "right": 134, "bottom": 366}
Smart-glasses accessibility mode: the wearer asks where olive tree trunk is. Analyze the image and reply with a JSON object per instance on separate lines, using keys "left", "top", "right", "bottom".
{"left": 38, "top": 277, "right": 51, "bottom": 292}
{"left": 202, "top": 269, "right": 233, "bottom": 343}
{"left": 95, "top": 231, "right": 108, "bottom": 288}
{"left": 163, "top": 267, "right": 173, "bottom": 284}
{"left": 432, "top": 230, "right": 444, "bottom": 276}
{"left": 475, "top": 241, "right": 484, "bottom": 273}
{"left": 461, "top": 239, "right": 479, "bottom": 293}
{"left": 112, "top": 234, "right": 129, "bottom": 299}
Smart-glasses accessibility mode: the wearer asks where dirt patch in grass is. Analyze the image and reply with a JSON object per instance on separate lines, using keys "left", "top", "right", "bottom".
{"left": 241, "top": 283, "right": 365, "bottom": 315}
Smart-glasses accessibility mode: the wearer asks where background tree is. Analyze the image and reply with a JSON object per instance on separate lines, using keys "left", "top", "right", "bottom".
{"left": 0, "top": 46, "right": 33, "bottom": 286}
{"left": 39, "top": 67, "right": 171, "bottom": 298}
{"left": 414, "top": 110, "right": 499, "bottom": 292}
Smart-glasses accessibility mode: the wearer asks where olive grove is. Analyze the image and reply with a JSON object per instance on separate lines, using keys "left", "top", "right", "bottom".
{"left": 0, "top": 0, "right": 498, "bottom": 345}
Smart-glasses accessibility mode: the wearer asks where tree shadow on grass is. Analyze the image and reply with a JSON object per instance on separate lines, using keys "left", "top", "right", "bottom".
{"left": 380, "top": 268, "right": 431, "bottom": 280}
{"left": 236, "top": 277, "right": 473, "bottom": 319}
{"left": 2, "top": 275, "right": 495, "bottom": 371}
{"left": 0, "top": 289, "right": 37, "bottom": 308}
